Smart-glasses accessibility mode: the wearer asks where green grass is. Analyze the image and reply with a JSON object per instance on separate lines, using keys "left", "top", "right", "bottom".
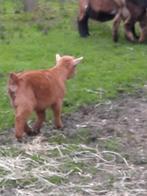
{"left": 100, "top": 137, "right": 122, "bottom": 152}
{"left": 0, "top": 0, "right": 147, "bottom": 131}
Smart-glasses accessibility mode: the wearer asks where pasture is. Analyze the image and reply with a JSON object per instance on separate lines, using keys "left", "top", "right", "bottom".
{"left": 0, "top": 0, "right": 147, "bottom": 195}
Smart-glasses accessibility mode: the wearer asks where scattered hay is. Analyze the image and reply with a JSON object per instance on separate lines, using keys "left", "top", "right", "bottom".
{"left": 0, "top": 135, "right": 146, "bottom": 195}
{"left": 1, "top": 91, "right": 147, "bottom": 195}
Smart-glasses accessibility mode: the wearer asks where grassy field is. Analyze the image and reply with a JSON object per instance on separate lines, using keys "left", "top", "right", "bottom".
{"left": 0, "top": 1, "right": 147, "bottom": 195}
{"left": 0, "top": 0, "right": 147, "bottom": 130}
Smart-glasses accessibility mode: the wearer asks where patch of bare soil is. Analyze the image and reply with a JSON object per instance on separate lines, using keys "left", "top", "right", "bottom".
{"left": 1, "top": 90, "right": 147, "bottom": 195}
{"left": 64, "top": 89, "right": 147, "bottom": 163}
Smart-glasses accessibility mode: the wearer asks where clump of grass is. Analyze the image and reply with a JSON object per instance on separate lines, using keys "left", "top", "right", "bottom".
{"left": 32, "top": 4, "right": 59, "bottom": 34}
{"left": 0, "top": 146, "right": 24, "bottom": 157}
{"left": 102, "top": 137, "right": 121, "bottom": 152}
{"left": 48, "top": 175, "right": 64, "bottom": 185}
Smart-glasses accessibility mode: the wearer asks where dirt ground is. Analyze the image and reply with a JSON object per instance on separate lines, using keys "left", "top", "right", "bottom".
{"left": 64, "top": 89, "right": 147, "bottom": 163}
{"left": 0, "top": 89, "right": 147, "bottom": 195}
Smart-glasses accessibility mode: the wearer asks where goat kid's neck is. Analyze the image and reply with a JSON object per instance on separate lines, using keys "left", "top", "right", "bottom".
{"left": 49, "top": 63, "right": 70, "bottom": 81}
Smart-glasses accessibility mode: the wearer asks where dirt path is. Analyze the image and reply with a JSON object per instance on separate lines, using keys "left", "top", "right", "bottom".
{"left": 64, "top": 89, "right": 147, "bottom": 164}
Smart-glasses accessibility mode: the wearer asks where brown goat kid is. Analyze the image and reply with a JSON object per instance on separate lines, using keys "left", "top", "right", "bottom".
{"left": 8, "top": 54, "right": 83, "bottom": 141}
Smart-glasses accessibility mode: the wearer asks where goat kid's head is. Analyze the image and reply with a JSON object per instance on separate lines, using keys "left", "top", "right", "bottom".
{"left": 56, "top": 54, "right": 83, "bottom": 79}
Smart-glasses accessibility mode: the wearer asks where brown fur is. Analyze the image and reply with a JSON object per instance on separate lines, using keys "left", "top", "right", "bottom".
{"left": 78, "top": 0, "right": 147, "bottom": 42}
{"left": 78, "top": 0, "right": 131, "bottom": 41}
{"left": 123, "top": 1, "right": 147, "bottom": 42}
{"left": 8, "top": 55, "right": 83, "bottom": 141}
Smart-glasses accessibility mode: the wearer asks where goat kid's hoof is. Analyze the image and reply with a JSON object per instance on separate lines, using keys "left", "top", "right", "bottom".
{"left": 16, "top": 137, "right": 23, "bottom": 143}
{"left": 55, "top": 124, "right": 64, "bottom": 130}
{"left": 26, "top": 130, "right": 40, "bottom": 136}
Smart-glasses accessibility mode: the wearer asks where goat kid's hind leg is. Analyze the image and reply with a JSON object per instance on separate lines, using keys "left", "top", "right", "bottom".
{"left": 32, "top": 110, "right": 46, "bottom": 135}
{"left": 51, "top": 101, "right": 63, "bottom": 129}
{"left": 24, "top": 123, "right": 32, "bottom": 135}
{"left": 15, "top": 107, "right": 32, "bottom": 141}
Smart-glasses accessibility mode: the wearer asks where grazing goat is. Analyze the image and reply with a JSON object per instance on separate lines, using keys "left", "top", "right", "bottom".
{"left": 8, "top": 54, "right": 83, "bottom": 141}
{"left": 78, "top": 0, "right": 147, "bottom": 42}
{"left": 77, "top": 0, "right": 131, "bottom": 42}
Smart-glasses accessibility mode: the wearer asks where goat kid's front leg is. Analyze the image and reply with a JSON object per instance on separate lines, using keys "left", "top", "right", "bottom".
{"left": 51, "top": 101, "right": 63, "bottom": 129}
{"left": 32, "top": 110, "right": 46, "bottom": 135}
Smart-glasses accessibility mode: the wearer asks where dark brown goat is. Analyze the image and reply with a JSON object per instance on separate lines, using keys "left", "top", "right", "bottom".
{"left": 124, "top": 0, "right": 147, "bottom": 42}
{"left": 78, "top": 0, "right": 147, "bottom": 42}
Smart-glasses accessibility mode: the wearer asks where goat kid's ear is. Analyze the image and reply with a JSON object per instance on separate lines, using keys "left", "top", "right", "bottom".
{"left": 73, "top": 57, "right": 83, "bottom": 65}
{"left": 56, "top": 54, "right": 61, "bottom": 62}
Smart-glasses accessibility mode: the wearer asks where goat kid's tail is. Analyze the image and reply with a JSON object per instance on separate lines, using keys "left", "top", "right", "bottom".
{"left": 8, "top": 73, "right": 19, "bottom": 93}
